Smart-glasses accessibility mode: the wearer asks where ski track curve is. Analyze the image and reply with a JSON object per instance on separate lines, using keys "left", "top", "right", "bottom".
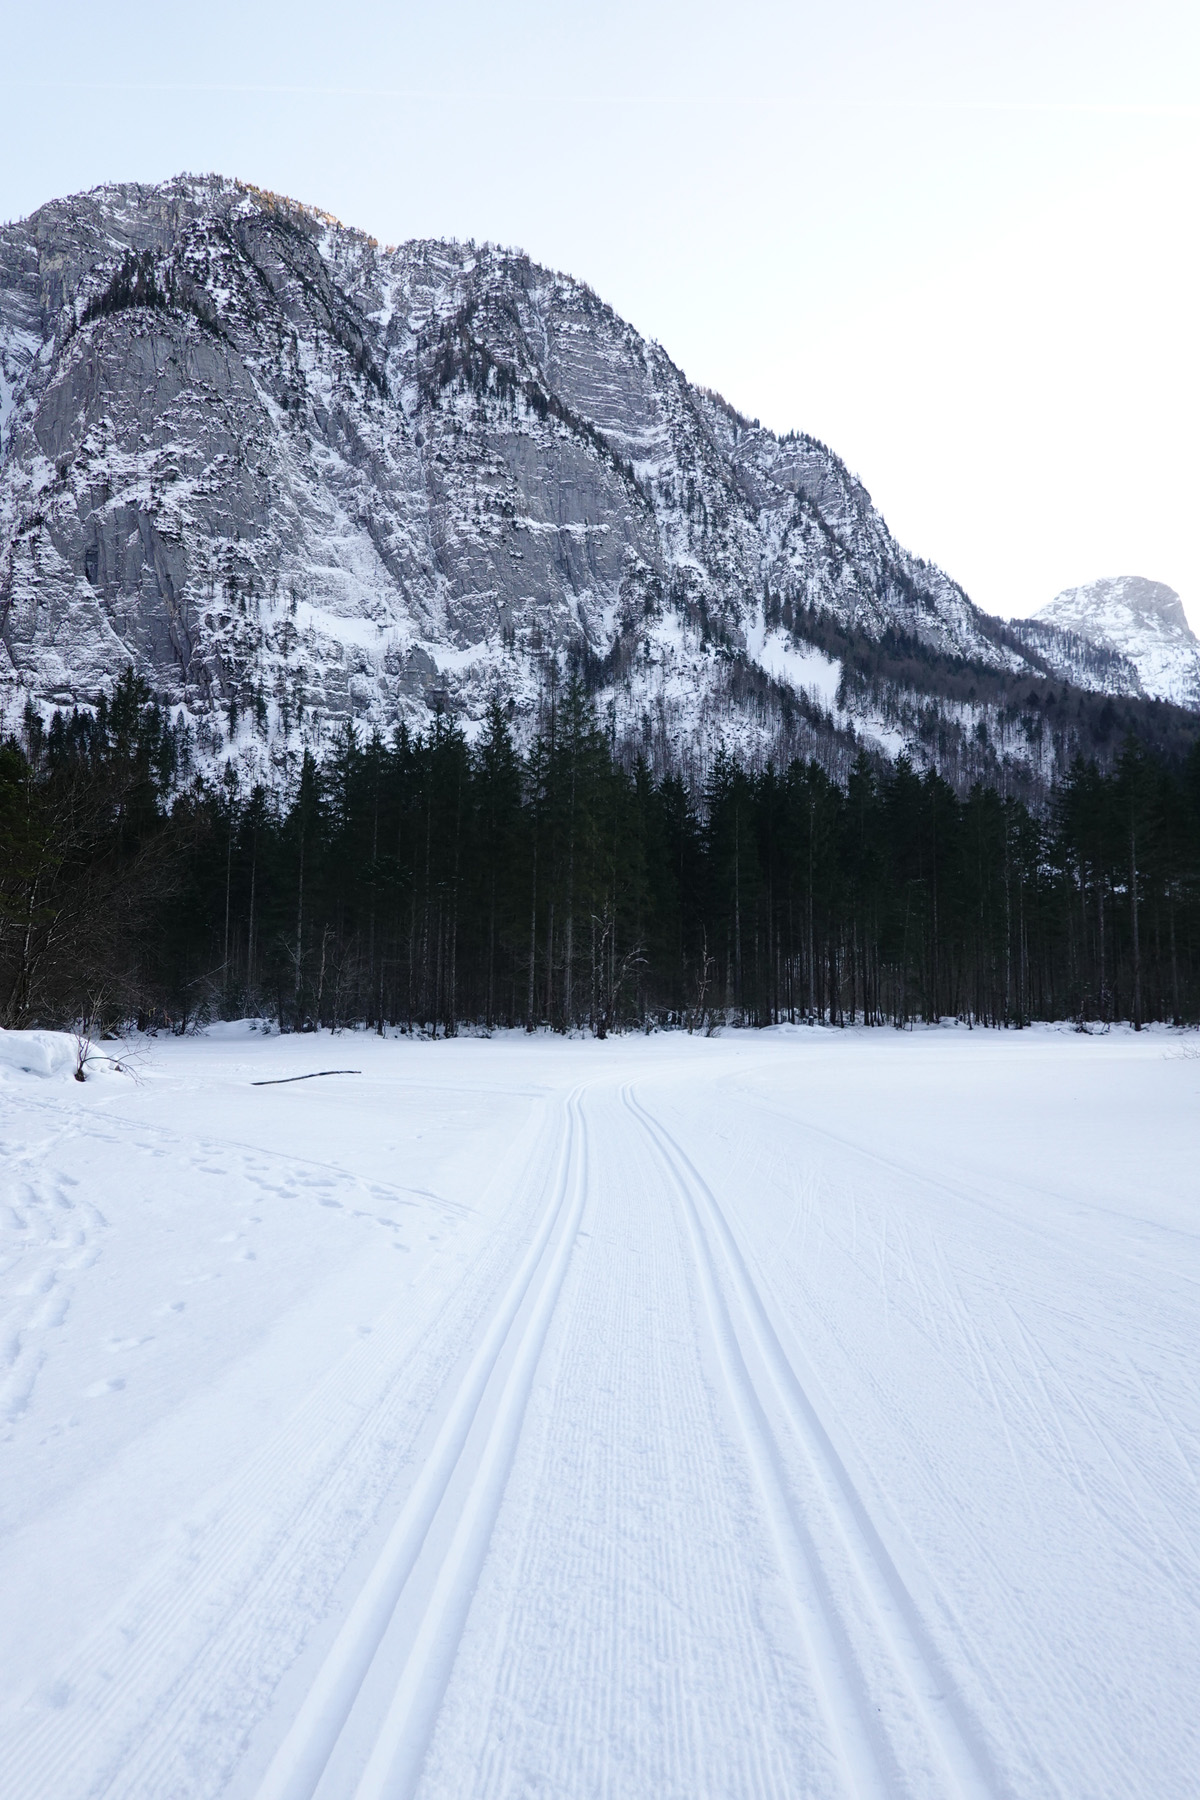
{"left": 623, "top": 1084, "right": 1003, "bottom": 1800}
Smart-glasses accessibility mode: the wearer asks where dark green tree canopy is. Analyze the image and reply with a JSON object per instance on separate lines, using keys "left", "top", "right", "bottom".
{"left": 4, "top": 683, "right": 1200, "bottom": 1034}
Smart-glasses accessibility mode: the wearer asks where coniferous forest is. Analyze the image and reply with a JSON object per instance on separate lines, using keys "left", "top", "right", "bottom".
{"left": 4, "top": 669, "right": 1200, "bottom": 1036}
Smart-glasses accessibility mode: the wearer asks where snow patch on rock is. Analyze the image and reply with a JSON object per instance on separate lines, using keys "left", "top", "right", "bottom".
{"left": 1034, "top": 577, "right": 1200, "bottom": 709}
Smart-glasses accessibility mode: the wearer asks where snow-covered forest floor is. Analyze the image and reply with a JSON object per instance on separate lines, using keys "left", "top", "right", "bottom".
{"left": 1, "top": 1022, "right": 1197, "bottom": 1800}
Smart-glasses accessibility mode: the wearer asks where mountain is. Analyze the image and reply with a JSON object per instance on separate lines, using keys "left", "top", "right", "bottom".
{"left": 2, "top": 175, "right": 1196, "bottom": 792}
{"left": 1015, "top": 577, "right": 1200, "bottom": 713}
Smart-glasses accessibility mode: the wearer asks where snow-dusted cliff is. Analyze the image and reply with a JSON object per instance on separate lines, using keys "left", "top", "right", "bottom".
{"left": 1026, "top": 577, "right": 1200, "bottom": 712}
{"left": 1, "top": 176, "right": 1194, "bottom": 787}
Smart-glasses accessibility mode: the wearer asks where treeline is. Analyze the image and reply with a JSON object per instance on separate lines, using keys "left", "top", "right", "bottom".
{"left": 4, "top": 671, "right": 1200, "bottom": 1034}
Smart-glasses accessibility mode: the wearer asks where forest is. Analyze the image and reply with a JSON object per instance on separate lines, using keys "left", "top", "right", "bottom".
{"left": 3, "top": 669, "right": 1200, "bottom": 1036}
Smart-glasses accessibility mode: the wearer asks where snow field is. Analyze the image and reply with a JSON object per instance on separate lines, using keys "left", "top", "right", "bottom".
{"left": 1, "top": 1024, "right": 1198, "bottom": 1798}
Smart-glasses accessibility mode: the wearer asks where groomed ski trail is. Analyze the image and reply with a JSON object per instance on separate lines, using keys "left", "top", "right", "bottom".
{"left": 252, "top": 1087, "right": 590, "bottom": 1800}
{"left": 249, "top": 1076, "right": 1000, "bottom": 1800}
{"left": 623, "top": 1084, "right": 1000, "bottom": 1800}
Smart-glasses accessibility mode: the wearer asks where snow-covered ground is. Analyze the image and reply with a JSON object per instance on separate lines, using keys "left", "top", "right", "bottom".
{"left": 1, "top": 1022, "right": 1197, "bottom": 1799}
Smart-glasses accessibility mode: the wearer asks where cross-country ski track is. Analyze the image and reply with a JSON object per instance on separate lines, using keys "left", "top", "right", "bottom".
{"left": 1, "top": 1025, "right": 1197, "bottom": 1799}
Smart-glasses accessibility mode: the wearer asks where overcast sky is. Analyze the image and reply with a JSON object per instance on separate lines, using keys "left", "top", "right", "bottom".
{"left": 3, "top": 1, "right": 1197, "bottom": 626}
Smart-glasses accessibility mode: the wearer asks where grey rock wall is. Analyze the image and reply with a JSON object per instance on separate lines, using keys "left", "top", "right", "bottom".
{"left": 1, "top": 175, "right": 1191, "bottom": 793}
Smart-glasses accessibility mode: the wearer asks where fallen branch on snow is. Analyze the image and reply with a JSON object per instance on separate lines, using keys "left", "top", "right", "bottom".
{"left": 251, "top": 1069, "right": 363, "bottom": 1087}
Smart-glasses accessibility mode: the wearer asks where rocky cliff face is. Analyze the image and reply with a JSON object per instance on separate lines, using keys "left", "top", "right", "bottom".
{"left": 1, "top": 175, "right": 1195, "bottom": 790}
{"left": 1025, "top": 577, "right": 1200, "bottom": 712}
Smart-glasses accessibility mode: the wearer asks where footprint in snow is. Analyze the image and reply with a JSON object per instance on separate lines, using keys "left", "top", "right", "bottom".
{"left": 34, "top": 1290, "right": 71, "bottom": 1330}
{"left": 19, "top": 1269, "right": 59, "bottom": 1298}
{"left": 84, "top": 1377, "right": 125, "bottom": 1398}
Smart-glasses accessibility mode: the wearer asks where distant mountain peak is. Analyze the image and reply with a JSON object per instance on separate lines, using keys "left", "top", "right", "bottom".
{"left": 1039, "top": 576, "right": 1194, "bottom": 643}
{"left": 1032, "top": 577, "right": 1200, "bottom": 709}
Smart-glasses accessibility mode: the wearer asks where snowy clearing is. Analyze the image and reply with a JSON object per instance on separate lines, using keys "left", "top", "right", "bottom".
{"left": 1, "top": 1023, "right": 1197, "bottom": 1800}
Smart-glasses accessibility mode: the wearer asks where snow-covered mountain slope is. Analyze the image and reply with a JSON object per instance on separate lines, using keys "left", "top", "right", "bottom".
{"left": 1003, "top": 616, "right": 1143, "bottom": 699}
{"left": 1, "top": 176, "right": 1195, "bottom": 789}
{"left": 1024, "top": 577, "right": 1200, "bottom": 711}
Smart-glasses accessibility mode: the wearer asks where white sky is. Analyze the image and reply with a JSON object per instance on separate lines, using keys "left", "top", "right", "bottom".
{"left": 2, "top": 1, "right": 1197, "bottom": 626}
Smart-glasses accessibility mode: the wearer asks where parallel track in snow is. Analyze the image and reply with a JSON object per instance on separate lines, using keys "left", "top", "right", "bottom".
{"left": 623, "top": 1085, "right": 999, "bottom": 1800}
{"left": 252, "top": 1087, "right": 589, "bottom": 1800}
